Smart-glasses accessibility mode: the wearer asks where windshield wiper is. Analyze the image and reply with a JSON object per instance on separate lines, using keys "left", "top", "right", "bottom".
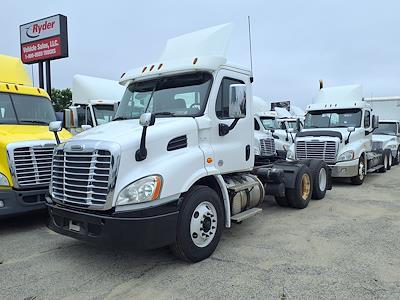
{"left": 19, "top": 120, "right": 49, "bottom": 125}
{"left": 154, "top": 112, "right": 176, "bottom": 116}
{"left": 113, "top": 116, "right": 130, "bottom": 121}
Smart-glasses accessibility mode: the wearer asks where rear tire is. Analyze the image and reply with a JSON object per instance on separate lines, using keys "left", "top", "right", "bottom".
{"left": 286, "top": 165, "right": 313, "bottom": 209}
{"left": 350, "top": 157, "right": 365, "bottom": 185}
{"left": 393, "top": 147, "right": 400, "bottom": 166}
{"left": 170, "top": 185, "right": 224, "bottom": 263}
{"left": 275, "top": 196, "right": 290, "bottom": 207}
{"left": 308, "top": 160, "right": 329, "bottom": 200}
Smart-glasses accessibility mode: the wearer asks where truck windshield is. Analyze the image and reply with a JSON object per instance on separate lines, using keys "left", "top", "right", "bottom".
{"left": 260, "top": 117, "right": 279, "bottom": 130}
{"left": 374, "top": 122, "right": 397, "bottom": 135}
{"left": 0, "top": 92, "right": 56, "bottom": 125}
{"left": 305, "top": 109, "right": 362, "bottom": 129}
{"left": 93, "top": 104, "right": 117, "bottom": 125}
{"left": 114, "top": 72, "right": 212, "bottom": 119}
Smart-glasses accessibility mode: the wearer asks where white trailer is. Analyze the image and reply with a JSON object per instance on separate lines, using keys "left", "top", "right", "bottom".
{"left": 288, "top": 84, "right": 391, "bottom": 185}
{"left": 64, "top": 75, "right": 125, "bottom": 133}
{"left": 365, "top": 96, "right": 400, "bottom": 166}
{"left": 46, "top": 24, "right": 331, "bottom": 262}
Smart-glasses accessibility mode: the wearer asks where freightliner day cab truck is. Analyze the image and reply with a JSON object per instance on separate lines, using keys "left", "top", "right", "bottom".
{"left": 46, "top": 24, "right": 331, "bottom": 262}
{"left": 365, "top": 96, "right": 400, "bottom": 166}
{"left": 0, "top": 54, "right": 72, "bottom": 218}
{"left": 64, "top": 74, "right": 125, "bottom": 134}
{"left": 287, "top": 83, "right": 388, "bottom": 185}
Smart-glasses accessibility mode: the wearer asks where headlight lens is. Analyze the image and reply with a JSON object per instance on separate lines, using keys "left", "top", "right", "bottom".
{"left": 254, "top": 145, "right": 260, "bottom": 156}
{"left": 116, "top": 175, "right": 162, "bottom": 206}
{"left": 0, "top": 173, "right": 9, "bottom": 186}
{"left": 286, "top": 149, "right": 295, "bottom": 160}
{"left": 337, "top": 150, "right": 355, "bottom": 162}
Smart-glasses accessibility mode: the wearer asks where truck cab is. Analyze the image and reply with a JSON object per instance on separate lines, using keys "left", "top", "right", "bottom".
{"left": 287, "top": 84, "right": 384, "bottom": 185}
{"left": 46, "top": 24, "right": 331, "bottom": 262}
{"left": 0, "top": 54, "right": 72, "bottom": 218}
{"left": 64, "top": 74, "right": 124, "bottom": 134}
{"left": 373, "top": 120, "right": 400, "bottom": 166}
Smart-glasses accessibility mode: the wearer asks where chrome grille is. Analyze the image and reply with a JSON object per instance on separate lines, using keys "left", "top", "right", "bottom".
{"left": 51, "top": 149, "right": 113, "bottom": 208}
{"left": 13, "top": 145, "right": 55, "bottom": 187}
{"left": 296, "top": 140, "right": 337, "bottom": 164}
{"left": 260, "top": 138, "right": 276, "bottom": 156}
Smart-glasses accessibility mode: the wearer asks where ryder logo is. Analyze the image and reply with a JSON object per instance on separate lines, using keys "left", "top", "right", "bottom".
{"left": 26, "top": 21, "right": 56, "bottom": 39}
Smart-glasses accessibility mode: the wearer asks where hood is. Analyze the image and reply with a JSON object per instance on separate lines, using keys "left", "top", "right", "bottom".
{"left": 372, "top": 134, "right": 396, "bottom": 143}
{"left": 70, "top": 117, "right": 197, "bottom": 151}
{"left": 0, "top": 125, "right": 71, "bottom": 147}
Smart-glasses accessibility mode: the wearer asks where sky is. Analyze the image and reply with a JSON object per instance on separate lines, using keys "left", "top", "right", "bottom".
{"left": 2, "top": 0, "right": 400, "bottom": 108}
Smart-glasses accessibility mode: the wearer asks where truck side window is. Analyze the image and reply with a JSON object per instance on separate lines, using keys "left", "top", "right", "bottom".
{"left": 216, "top": 77, "right": 244, "bottom": 119}
{"left": 364, "top": 110, "right": 370, "bottom": 128}
{"left": 254, "top": 118, "right": 260, "bottom": 130}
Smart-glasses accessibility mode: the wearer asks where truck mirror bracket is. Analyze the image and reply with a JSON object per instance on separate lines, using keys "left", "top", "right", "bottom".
{"left": 219, "top": 119, "right": 239, "bottom": 136}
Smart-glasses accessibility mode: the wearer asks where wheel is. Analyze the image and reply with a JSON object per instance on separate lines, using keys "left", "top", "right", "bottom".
{"left": 351, "top": 157, "right": 365, "bottom": 185}
{"left": 386, "top": 150, "right": 392, "bottom": 170}
{"left": 308, "top": 160, "right": 329, "bottom": 200}
{"left": 393, "top": 147, "right": 400, "bottom": 166}
{"left": 275, "top": 196, "right": 290, "bottom": 207}
{"left": 285, "top": 165, "right": 313, "bottom": 209}
{"left": 378, "top": 151, "right": 389, "bottom": 173}
{"left": 170, "top": 185, "right": 224, "bottom": 262}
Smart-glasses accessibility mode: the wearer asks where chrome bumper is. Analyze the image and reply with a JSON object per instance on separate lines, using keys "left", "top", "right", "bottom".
{"left": 330, "top": 159, "right": 359, "bottom": 178}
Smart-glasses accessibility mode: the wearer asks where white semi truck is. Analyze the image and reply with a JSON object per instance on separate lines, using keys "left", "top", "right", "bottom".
{"left": 287, "top": 84, "right": 389, "bottom": 185}
{"left": 64, "top": 74, "right": 125, "bottom": 133}
{"left": 46, "top": 24, "right": 331, "bottom": 262}
{"left": 365, "top": 96, "right": 400, "bottom": 166}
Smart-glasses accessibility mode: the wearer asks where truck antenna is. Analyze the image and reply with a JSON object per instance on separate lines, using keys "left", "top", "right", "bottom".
{"left": 248, "top": 16, "right": 254, "bottom": 83}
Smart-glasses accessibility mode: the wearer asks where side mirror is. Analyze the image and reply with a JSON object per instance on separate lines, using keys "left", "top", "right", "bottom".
{"left": 63, "top": 107, "right": 78, "bottom": 129}
{"left": 49, "top": 121, "right": 62, "bottom": 145}
{"left": 81, "top": 125, "right": 92, "bottom": 131}
{"left": 372, "top": 115, "right": 379, "bottom": 129}
{"left": 347, "top": 126, "right": 355, "bottom": 133}
{"left": 228, "top": 84, "right": 246, "bottom": 119}
{"left": 139, "top": 113, "right": 155, "bottom": 127}
{"left": 49, "top": 121, "right": 62, "bottom": 132}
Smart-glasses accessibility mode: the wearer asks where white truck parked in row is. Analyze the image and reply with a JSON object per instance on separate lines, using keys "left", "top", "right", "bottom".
{"left": 64, "top": 74, "right": 125, "bottom": 134}
{"left": 365, "top": 96, "right": 400, "bottom": 166}
{"left": 287, "top": 84, "right": 389, "bottom": 185}
{"left": 46, "top": 24, "right": 331, "bottom": 262}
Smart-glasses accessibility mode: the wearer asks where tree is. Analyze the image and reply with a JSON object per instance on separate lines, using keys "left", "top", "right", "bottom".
{"left": 51, "top": 88, "right": 72, "bottom": 112}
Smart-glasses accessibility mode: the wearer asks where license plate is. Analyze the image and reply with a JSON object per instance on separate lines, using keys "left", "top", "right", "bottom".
{"left": 69, "top": 220, "right": 81, "bottom": 232}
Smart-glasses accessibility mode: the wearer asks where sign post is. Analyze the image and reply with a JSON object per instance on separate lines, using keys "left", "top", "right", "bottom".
{"left": 19, "top": 14, "right": 68, "bottom": 95}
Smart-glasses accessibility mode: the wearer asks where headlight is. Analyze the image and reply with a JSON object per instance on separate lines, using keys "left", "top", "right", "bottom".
{"left": 388, "top": 144, "right": 397, "bottom": 149}
{"left": 283, "top": 144, "right": 288, "bottom": 151}
{"left": 337, "top": 150, "right": 355, "bottom": 162}
{"left": 0, "top": 173, "right": 9, "bottom": 187}
{"left": 286, "top": 149, "right": 295, "bottom": 160}
{"left": 116, "top": 175, "right": 162, "bottom": 206}
{"left": 254, "top": 146, "right": 260, "bottom": 156}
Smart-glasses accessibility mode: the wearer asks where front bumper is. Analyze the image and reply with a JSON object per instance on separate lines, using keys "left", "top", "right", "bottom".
{"left": 330, "top": 159, "right": 359, "bottom": 178}
{"left": 0, "top": 188, "right": 47, "bottom": 219}
{"left": 47, "top": 200, "right": 180, "bottom": 249}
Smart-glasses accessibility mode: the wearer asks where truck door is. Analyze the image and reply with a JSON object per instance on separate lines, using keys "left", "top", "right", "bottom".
{"left": 208, "top": 70, "right": 253, "bottom": 173}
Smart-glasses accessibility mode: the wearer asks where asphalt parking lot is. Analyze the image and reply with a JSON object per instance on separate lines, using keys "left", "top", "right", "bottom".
{"left": 1, "top": 168, "right": 399, "bottom": 300}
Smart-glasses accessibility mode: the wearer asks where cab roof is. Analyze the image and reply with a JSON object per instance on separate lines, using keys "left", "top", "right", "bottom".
{"left": 0, "top": 54, "right": 49, "bottom": 99}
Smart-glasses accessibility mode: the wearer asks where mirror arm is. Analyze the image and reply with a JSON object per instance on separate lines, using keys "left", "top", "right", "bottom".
{"left": 345, "top": 132, "right": 352, "bottom": 144}
{"left": 290, "top": 132, "right": 294, "bottom": 143}
{"left": 53, "top": 132, "right": 60, "bottom": 145}
{"left": 135, "top": 126, "right": 148, "bottom": 161}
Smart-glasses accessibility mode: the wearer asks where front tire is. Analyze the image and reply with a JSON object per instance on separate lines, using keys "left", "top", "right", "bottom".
{"left": 350, "top": 157, "right": 365, "bottom": 185}
{"left": 170, "top": 185, "right": 224, "bottom": 263}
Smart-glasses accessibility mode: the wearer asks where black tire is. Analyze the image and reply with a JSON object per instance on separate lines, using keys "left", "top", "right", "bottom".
{"left": 351, "top": 157, "right": 365, "bottom": 185}
{"left": 170, "top": 185, "right": 224, "bottom": 263}
{"left": 386, "top": 150, "right": 392, "bottom": 170}
{"left": 286, "top": 165, "right": 313, "bottom": 209}
{"left": 308, "top": 160, "right": 329, "bottom": 200}
{"left": 393, "top": 147, "right": 400, "bottom": 166}
{"left": 275, "top": 196, "right": 290, "bottom": 207}
{"left": 378, "top": 151, "right": 389, "bottom": 173}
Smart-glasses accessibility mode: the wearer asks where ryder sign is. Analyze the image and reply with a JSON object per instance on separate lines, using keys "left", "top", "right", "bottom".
{"left": 20, "top": 15, "right": 68, "bottom": 64}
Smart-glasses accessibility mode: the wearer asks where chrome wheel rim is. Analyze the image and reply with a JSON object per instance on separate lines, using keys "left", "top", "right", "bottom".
{"left": 384, "top": 155, "right": 388, "bottom": 169}
{"left": 190, "top": 201, "right": 217, "bottom": 248}
{"left": 318, "top": 168, "right": 327, "bottom": 192}
{"left": 389, "top": 154, "right": 392, "bottom": 166}
{"left": 359, "top": 161, "right": 365, "bottom": 180}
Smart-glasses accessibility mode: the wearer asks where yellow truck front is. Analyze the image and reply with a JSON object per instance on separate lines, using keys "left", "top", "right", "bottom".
{"left": 0, "top": 54, "right": 71, "bottom": 218}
